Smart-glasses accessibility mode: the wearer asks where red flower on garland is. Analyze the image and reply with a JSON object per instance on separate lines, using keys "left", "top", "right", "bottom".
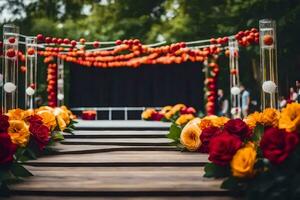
{"left": 260, "top": 127, "right": 299, "bottom": 165}
{"left": 0, "top": 115, "right": 10, "bottom": 133}
{"left": 199, "top": 126, "right": 222, "bottom": 153}
{"left": 208, "top": 131, "right": 242, "bottom": 166}
{"left": 0, "top": 133, "right": 17, "bottom": 164}
{"left": 28, "top": 116, "right": 50, "bottom": 151}
{"left": 224, "top": 119, "right": 252, "bottom": 140}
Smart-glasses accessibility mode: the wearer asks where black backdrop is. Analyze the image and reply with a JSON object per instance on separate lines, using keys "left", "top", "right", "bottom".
{"left": 69, "top": 62, "right": 204, "bottom": 110}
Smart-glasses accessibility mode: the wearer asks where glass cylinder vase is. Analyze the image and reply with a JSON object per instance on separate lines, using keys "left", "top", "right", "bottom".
{"left": 25, "top": 37, "right": 37, "bottom": 109}
{"left": 2, "top": 24, "right": 19, "bottom": 113}
{"left": 259, "top": 19, "right": 278, "bottom": 109}
{"left": 229, "top": 38, "right": 241, "bottom": 118}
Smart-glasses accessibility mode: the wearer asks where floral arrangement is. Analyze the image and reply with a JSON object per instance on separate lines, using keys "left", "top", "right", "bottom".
{"left": 141, "top": 104, "right": 197, "bottom": 123}
{"left": 167, "top": 115, "right": 229, "bottom": 151}
{"left": 0, "top": 106, "right": 76, "bottom": 196}
{"left": 202, "top": 103, "right": 300, "bottom": 199}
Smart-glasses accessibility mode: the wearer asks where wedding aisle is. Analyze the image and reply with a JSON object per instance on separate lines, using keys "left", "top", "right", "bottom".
{"left": 6, "top": 121, "right": 234, "bottom": 200}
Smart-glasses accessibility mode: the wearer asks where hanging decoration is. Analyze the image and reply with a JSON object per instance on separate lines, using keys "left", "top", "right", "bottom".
{"left": 25, "top": 37, "right": 37, "bottom": 109}
{"left": 44, "top": 56, "right": 57, "bottom": 107}
{"left": 228, "top": 38, "right": 241, "bottom": 118}
{"left": 2, "top": 24, "right": 19, "bottom": 113}
{"left": 204, "top": 56, "right": 219, "bottom": 115}
{"left": 259, "top": 19, "right": 279, "bottom": 109}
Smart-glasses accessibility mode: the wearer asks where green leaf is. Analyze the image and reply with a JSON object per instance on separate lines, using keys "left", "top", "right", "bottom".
{"left": 0, "top": 170, "right": 15, "bottom": 181}
{"left": 0, "top": 182, "right": 10, "bottom": 197}
{"left": 10, "top": 163, "right": 33, "bottom": 178}
{"left": 221, "top": 176, "right": 239, "bottom": 190}
{"left": 166, "top": 123, "right": 182, "bottom": 143}
{"left": 52, "top": 131, "right": 65, "bottom": 141}
{"left": 252, "top": 124, "right": 264, "bottom": 142}
{"left": 25, "top": 148, "right": 37, "bottom": 160}
{"left": 204, "top": 163, "right": 230, "bottom": 178}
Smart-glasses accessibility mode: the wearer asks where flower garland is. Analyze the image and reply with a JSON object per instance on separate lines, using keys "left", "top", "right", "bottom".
{"left": 141, "top": 104, "right": 197, "bottom": 125}
{"left": 35, "top": 28, "right": 258, "bottom": 69}
{"left": 167, "top": 103, "right": 300, "bottom": 199}
{"left": 0, "top": 106, "right": 76, "bottom": 196}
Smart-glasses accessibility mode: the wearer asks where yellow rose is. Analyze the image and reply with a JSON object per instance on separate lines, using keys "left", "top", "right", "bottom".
{"left": 37, "top": 110, "right": 57, "bottom": 129}
{"left": 8, "top": 120, "right": 30, "bottom": 147}
{"left": 180, "top": 122, "right": 202, "bottom": 151}
{"left": 164, "top": 111, "right": 174, "bottom": 120}
{"left": 279, "top": 103, "right": 300, "bottom": 132}
{"left": 231, "top": 144, "right": 257, "bottom": 178}
{"left": 244, "top": 112, "right": 263, "bottom": 128}
{"left": 57, "top": 115, "right": 67, "bottom": 131}
{"left": 6, "top": 108, "right": 25, "bottom": 120}
{"left": 141, "top": 108, "right": 156, "bottom": 119}
{"left": 175, "top": 114, "right": 195, "bottom": 126}
{"left": 23, "top": 109, "right": 35, "bottom": 120}
{"left": 171, "top": 104, "right": 186, "bottom": 113}
{"left": 36, "top": 106, "right": 54, "bottom": 112}
{"left": 211, "top": 116, "right": 230, "bottom": 127}
{"left": 261, "top": 108, "right": 280, "bottom": 127}
{"left": 159, "top": 106, "right": 172, "bottom": 114}
{"left": 54, "top": 108, "right": 71, "bottom": 125}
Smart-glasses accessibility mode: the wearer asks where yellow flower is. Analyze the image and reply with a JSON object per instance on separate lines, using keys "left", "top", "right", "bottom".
{"left": 8, "top": 120, "right": 30, "bottom": 147}
{"left": 279, "top": 103, "right": 300, "bottom": 132}
{"left": 36, "top": 106, "right": 54, "bottom": 112}
{"left": 6, "top": 108, "right": 25, "bottom": 120}
{"left": 175, "top": 114, "right": 195, "bottom": 126}
{"left": 211, "top": 116, "right": 230, "bottom": 127}
{"left": 57, "top": 115, "right": 67, "bottom": 131}
{"left": 37, "top": 110, "right": 57, "bottom": 129}
{"left": 261, "top": 108, "right": 280, "bottom": 127}
{"left": 23, "top": 109, "right": 35, "bottom": 120}
{"left": 180, "top": 121, "right": 201, "bottom": 151}
{"left": 231, "top": 143, "right": 257, "bottom": 178}
{"left": 141, "top": 108, "right": 155, "bottom": 119}
{"left": 171, "top": 104, "right": 186, "bottom": 113}
{"left": 159, "top": 106, "right": 172, "bottom": 114}
{"left": 54, "top": 108, "right": 71, "bottom": 125}
{"left": 244, "top": 112, "right": 262, "bottom": 128}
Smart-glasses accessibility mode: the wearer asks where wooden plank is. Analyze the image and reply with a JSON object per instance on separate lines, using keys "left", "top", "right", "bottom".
{"left": 10, "top": 166, "right": 229, "bottom": 197}
{"left": 75, "top": 120, "right": 171, "bottom": 130}
{"left": 60, "top": 138, "right": 172, "bottom": 146}
{"left": 26, "top": 151, "right": 208, "bottom": 167}
{"left": 47, "top": 143, "right": 176, "bottom": 155}
{"left": 5, "top": 196, "right": 237, "bottom": 200}
{"left": 64, "top": 130, "right": 167, "bottom": 139}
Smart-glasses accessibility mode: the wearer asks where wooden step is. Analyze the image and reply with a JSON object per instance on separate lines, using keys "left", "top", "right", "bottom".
{"left": 60, "top": 138, "right": 172, "bottom": 146}
{"left": 26, "top": 150, "right": 208, "bottom": 167}
{"left": 64, "top": 130, "right": 167, "bottom": 139}
{"left": 75, "top": 120, "right": 171, "bottom": 131}
{"left": 10, "top": 166, "right": 229, "bottom": 197}
{"left": 49, "top": 143, "right": 177, "bottom": 155}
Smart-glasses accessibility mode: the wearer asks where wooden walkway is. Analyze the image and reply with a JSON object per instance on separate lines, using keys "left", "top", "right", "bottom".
{"left": 7, "top": 121, "right": 236, "bottom": 200}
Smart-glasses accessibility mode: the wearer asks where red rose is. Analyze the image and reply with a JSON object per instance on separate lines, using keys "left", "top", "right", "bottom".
{"left": 27, "top": 115, "right": 43, "bottom": 125}
{"left": 29, "top": 123, "right": 50, "bottom": 151}
{"left": 199, "top": 126, "right": 222, "bottom": 153}
{"left": 260, "top": 128, "right": 299, "bottom": 165}
{"left": 151, "top": 112, "right": 164, "bottom": 121}
{"left": 0, "top": 133, "right": 17, "bottom": 164}
{"left": 0, "top": 115, "right": 10, "bottom": 133}
{"left": 224, "top": 119, "right": 252, "bottom": 139}
{"left": 208, "top": 131, "right": 242, "bottom": 166}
